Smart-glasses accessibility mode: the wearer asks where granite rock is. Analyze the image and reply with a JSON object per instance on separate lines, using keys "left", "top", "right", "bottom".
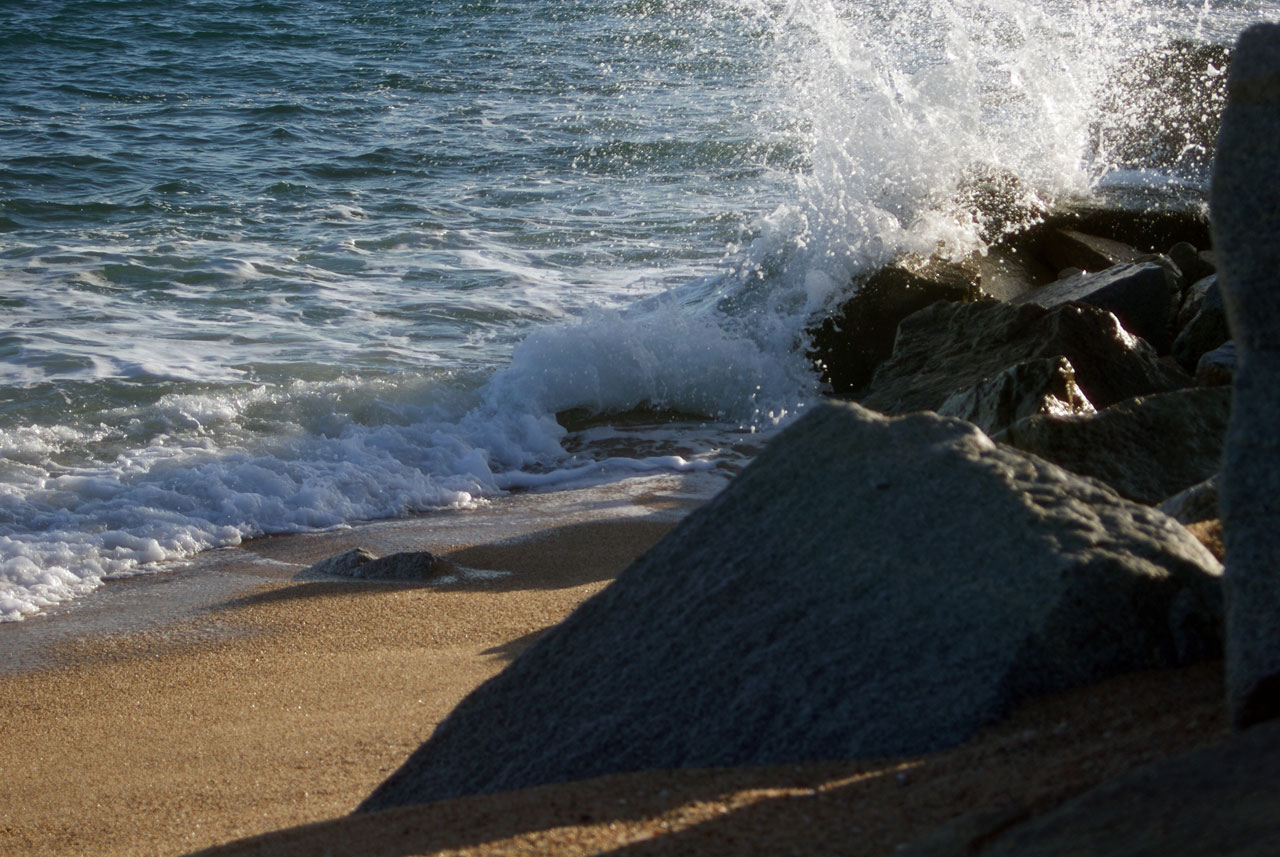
{"left": 1168, "top": 241, "right": 1216, "bottom": 288}
{"left": 1012, "top": 261, "right": 1179, "bottom": 353}
{"left": 998, "top": 386, "right": 1231, "bottom": 505}
{"left": 861, "top": 299, "right": 1187, "bottom": 416}
{"left": 304, "top": 548, "right": 445, "bottom": 581}
{"left": 1040, "top": 228, "right": 1143, "bottom": 274}
{"left": 808, "top": 254, "right": 984, "bottom": 395}
{"left": 937, "top": 356, "right": 1095, "bottom": 437}
{"left": 358, "top": 402, "right": 1222, "bottom": 812}
{"left": 1196, "top": 340, "right": 1237, "bottom": 386}
{"left": 1210, "top": 22, "right": 1280, "bottom": 728}
{"left": 1173, "top": 276, "right": 1231, "bottom": 372}
{"left": 1159, "top": 475, "right": 1221, "bottom": 526}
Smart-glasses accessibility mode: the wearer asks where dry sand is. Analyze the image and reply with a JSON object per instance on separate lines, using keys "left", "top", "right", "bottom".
{"left": 0, "top": 477, "right": 1230, "bottom": 857}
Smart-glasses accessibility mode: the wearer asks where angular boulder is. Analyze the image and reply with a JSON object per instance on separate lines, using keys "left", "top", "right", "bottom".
{"left": 1159, "top": 475, "right": 1220, "bottom": 525}
{"left": 1211, "top": 22, "right": 1280, "bottom": 728}
{"left": 937, "top": 356, "right": 1095, "bottom": 436}
{"left": 1040, "top": 227, "right": 1143, "bottom": 274}
{"left": 998, "top": 386, "right": 1232, "bottom": 505}
{"left": 1012, "top": 262, "right": 1179, "bottom": 352}
{"left": 1196, "top": 340, "right": 1236, "bottom": 386}
{"left": 1168, "top": 241, "right": 1216, "bottom": 289}
{"left": 808, "top": 255, "right": 984, "bottom": 395}
{"left": 1173, "top": 276, "right": 1231, "bottom": 372}
{"left": 357, "top": 402, "right": 1222, "bottom": 812}
{"left": 861, "top": 299, "right": 1187, "bottom": 416}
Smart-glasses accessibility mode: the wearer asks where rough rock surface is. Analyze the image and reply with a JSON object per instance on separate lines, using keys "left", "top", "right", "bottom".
{"left": 901, "top": 718, "right": 1280, "bottom": 857}
{"left": 304, "top": 548, "right": 445, "bottom": 581}
{"left": 1168, "top": 241, "right": 1216, "bottom": 287}
{"left": 937, "top": 356, "right": 1094, "bottom": 436}
{"left": 1012, "top": 262, "right": 1178, "bottom": 352}
{"left": 1040, "top": 228, "right": 1142, "bottom": 273}
{"left": 807, "top": 255, "right": 984, "bottom": 395}
{"left": 1211, "top": 22, "right": 1280, "bottom": 729}
{"left": 1159, "top": 475, "right": 1221, "bottom": 525}
{"left": 1173, "top": 276, "right": 1231, "bottom": 371}
{"left": 357, "top": 402, "right": 1222, "bottom": 812}
{"left": 861, "top": 299, "right": 1187, "bottom": 416}
{"left": 1196, "top": 340, "right": 1237, "bottom": 385}
{"left": 998, "top": 386, "right": 1232, "bottom": 505}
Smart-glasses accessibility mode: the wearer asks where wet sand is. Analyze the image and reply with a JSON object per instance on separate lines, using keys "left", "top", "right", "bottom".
{"left": 0, "top": 472, "right": 1229, "bottom": 857}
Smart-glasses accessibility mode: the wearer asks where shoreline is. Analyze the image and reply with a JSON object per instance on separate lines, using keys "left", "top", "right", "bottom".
{"left": 0, "top": 472, "right": 721, "bottom": 857}
{"left": 0, "top": 465, "right": 1235, "bottom": 857}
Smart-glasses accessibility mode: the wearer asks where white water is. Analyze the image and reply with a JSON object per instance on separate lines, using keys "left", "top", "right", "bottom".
{"left": 1, "top": 0, "right": 1272, "bottom": 620}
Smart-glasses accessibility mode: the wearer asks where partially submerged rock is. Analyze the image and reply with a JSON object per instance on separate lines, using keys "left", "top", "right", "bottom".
{"left": 998, "top": 386, "right": 1231, "bottom": 505}
{"left": 303, "top": 548, "right": 446, "bottom": 581}
{"left": 861, "top": 299, "right": 1187, "bottom": 416}
{"left": 358, "top": 402, "right": 1221, "bottom": 812}
{"left": 808, "top": 255, "right": 984, "bottom": 395}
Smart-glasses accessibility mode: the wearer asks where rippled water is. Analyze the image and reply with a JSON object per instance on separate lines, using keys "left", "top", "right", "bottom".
{"left": 1, "top": 0, "right": 1274, "bottom": 619}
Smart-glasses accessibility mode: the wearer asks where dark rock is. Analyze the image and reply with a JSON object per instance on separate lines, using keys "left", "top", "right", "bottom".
{"left": 1211, "top": 22, "right": 1280, "bottom": 729}
{"left": 861, "top": 299, "right": 1188, "bottom": 416}
{"left": 1168, "top": 241, "right": 1216, "bottom": 287}
{"left": 1012, "top": 261, "right": 1179, "bottom": 352}
{"left": 1173, "top": 277, "right": 1230, "bottom": 371}
{"left": 808, "top": 255, "right": 984, "bottom": 396}
{"left": 902, "top": 719, "right": 1280, "bottom": 857}
{"left": 994, "top": 206, "right": 1212, "bottom": 267}
{"left": 997, "top": 386, "right": 1231, "bottom": 505}
{"left": 1159, "top": 475, "right": 1221, "bottom": 525}
{"left": 972, "top": 246, "right": 1055, "bottom": 301}
{"left": 304, "top": 548, "right": 445, "bottom": 581}
{"left": 1196, "top": 340, "right": 1236, "bottom": 386}
{"left": 1175, "top": 274, "right": 1218, "bottom": 330}
{"left": 937, "top": 356, "right": 1094, "bottom": 437}
{"left": 1040, "top": 228, "right": 1142, "bottom": 273}
{"left": 304, "top": 548, "right": 378, "bottom": 577}
{"left": 357, "top": 402, "right": 1222, "bottom": 812}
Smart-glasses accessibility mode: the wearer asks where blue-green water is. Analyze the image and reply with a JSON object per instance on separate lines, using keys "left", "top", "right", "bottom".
{"left": 0, "top": 0, "right": 1272, "bottom": 618}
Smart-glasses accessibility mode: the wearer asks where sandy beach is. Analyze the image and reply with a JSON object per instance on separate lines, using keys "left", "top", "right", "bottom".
{"left": 0, "top": 472, "right": 1230, "bottom": 857}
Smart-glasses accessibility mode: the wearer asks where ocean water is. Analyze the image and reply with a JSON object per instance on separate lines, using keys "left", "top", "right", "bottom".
{"left": 0, "top": 0, "right": 1273, "bottom": 621}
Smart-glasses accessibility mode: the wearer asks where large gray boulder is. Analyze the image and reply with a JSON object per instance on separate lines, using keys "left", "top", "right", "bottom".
{"left": 997, "top": 386, "right": 1231, "bottom": 505}
{"left": 1212, "top": 23, "right": 1280, "bottom": 729}
{"left": 357, "top": 402, "right": 1222, "bottom": 812}
{"left": 861, "top": 299, "right": 1187, "bottom": 416}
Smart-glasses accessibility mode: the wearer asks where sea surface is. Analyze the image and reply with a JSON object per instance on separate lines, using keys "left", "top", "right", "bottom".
{"left": 0, "top": 0, "right": 1274, "bottom": 621}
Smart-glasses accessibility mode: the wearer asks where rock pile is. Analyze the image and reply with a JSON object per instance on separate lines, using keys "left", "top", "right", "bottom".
{"left": 359, "top": 404, "right": 1222, "bottom": 811}
{"left": 357, "top": 32, "right": 1251, "bottom": 821}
